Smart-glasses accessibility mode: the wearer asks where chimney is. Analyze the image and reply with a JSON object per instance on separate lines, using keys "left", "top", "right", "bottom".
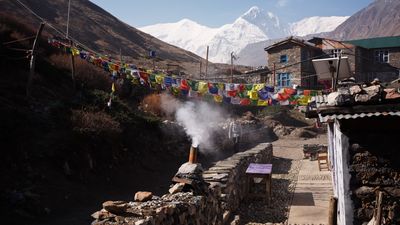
{"left": 188, "top": 145, "right": 198, "bottom": 164}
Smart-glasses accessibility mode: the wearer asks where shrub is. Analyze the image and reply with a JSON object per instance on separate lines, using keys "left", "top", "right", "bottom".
{"left": 71, "top": 109, "right": 121, "bottom": 137}
{"left": 140, "top": 94, "right": 163, "bottom": 116}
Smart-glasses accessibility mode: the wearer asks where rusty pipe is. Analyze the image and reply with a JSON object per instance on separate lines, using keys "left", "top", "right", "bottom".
{"left": 189, "top": 146, "right": 198, "bottom": 164}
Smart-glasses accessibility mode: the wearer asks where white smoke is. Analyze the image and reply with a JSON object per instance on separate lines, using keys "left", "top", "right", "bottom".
{"left": 160, "top": 94, "right": 228, "bottom": 151}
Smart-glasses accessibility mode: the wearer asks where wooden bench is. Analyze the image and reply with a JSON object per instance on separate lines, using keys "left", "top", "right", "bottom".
{"left": 317, "top": 152, "right": 330, "bottom": 171}
{"left": 245, "top": 163, "right": 272, "bottom": 204}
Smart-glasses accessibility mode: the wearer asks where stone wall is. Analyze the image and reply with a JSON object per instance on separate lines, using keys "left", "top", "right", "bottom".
{"left": 267, "top": 44, "right": 302, "bottom": 87}
{"left": 203, "top": 143, "right": 273, "bottom": 213}
{"left": 91, "top": 143, "right": 273, "bottom": 225}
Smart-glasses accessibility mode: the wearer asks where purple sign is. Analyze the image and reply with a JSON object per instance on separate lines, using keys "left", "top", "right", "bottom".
{"left": 246, "top": 163, "right": 272, "bottom": 175}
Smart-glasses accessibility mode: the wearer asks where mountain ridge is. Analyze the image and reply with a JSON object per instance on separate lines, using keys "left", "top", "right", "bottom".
{"left": 140, "top": 6, "right": 348, "bottom": 64}
{"left": 329, "top": 0, "right": 400, "bottom": 39}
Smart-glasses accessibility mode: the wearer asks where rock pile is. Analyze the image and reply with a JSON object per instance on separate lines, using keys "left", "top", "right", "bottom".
{"left": 350, "top": 143, "right": 400, "bottom": 224}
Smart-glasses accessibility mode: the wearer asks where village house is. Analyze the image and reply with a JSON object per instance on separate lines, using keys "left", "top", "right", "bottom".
{"left": 265, "top": 36, "right": 400, "bottom": 90}
{"left": 309, "top": 36, "right": 400, "bottom": 84}
{"left": 345, "top": 36, "right": 400, "bottom": 83}
{"left": 264, "top": 36, "right": 323, "bottom": 89}
{"left": 242, "top": 66, "right": 270, "bottom": 84}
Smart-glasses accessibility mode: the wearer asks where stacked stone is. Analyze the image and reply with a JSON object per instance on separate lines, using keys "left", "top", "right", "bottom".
{"left": 202, "top": 143, "right": 273, "bottom": 213}
{"left": 92, "top": 191, "right": 222, "bottom": 225}
{"left": 91, "top": 143, "right": 273, "bottom": 225}
{"left": 350, "top": 143, "right": 400, "bottom": 224}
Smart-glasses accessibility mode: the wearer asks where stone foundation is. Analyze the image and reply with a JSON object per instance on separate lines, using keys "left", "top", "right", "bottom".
{"left": 91, "top": 143, "right": 273, "bottom": 225}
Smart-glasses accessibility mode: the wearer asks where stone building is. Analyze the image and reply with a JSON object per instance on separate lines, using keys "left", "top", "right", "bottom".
{"left": 309, "top": 36, "right": 400, "bottom": 84}
{"left": 242, "top": 67, "right": 271, "bottom": 84}
{"left": 264, "top": 37, "right": 323, "bottom": 89}
{"left": 265, "top": 36, "right": 400, "bottom": 90}
{"left": 345, "top": 36, "right": 400, "bottom": 83}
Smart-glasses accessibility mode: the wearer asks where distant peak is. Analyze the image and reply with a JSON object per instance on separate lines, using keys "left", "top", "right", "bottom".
{"left": 243, "top": 6, "right": 261, "bottom": 17}
{"left": 178, "top": 18, "right": 196, "bottom": 24}
{"left": 267, "top": 12, "right": 276, "bottom": 19}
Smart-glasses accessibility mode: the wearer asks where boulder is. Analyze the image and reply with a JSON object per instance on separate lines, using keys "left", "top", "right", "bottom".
{"left": 169, "top": 183, "right": 185, "bottom": 194}
{"left": 134, "top": 191, "right": 153, "bottom": 202}
{"left": 102, "top": 201, "right": 128, "bottom": 214}
{"left": 350, "top": 85, "right": 362, "bottom": 95}
{"left": 355, "top": 85, "right": 381, "bottom": 103}
{"left": 176, "top": 162, "right": 203, "bottom": 175}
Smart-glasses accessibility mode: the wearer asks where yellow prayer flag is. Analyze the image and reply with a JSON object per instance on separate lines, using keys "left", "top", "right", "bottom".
{"left": 249, "top": 91, "right": 258, "bottom": 100}
{"left": 198, "top": 82, "right": 208, "bottom": 94}
{"left": 214, "top": 95, "right": 223, "bottom": 103}
{"left": 111, "top": 83, "right": 116, "bottom": 92}
{"left": 155, "top": 75, "right": 164, "bottom": 84}
{"left": 253, "top": 83, "right": 265, "bottom": 91}
{"left": 71, "top": 48, "right": 80, "bottom": 56}
{"left": 217, "top": 83, "right": 224, "bottom": 90}
{"left": 257, "top": 99, "right": 268, "bottom": 106}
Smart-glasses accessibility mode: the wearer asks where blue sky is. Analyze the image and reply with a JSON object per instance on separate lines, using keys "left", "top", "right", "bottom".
{"left": 90, "top": 0, "right": 373, "bottom": 28}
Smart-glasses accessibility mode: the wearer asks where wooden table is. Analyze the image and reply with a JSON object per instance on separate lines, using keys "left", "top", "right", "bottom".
{"left": 245, "top": 163, "right": 273, "bottom": 204}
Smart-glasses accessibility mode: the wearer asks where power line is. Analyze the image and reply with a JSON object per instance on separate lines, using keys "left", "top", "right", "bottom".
{"left": 14, "top": 0, "right": 105, "bottom": 58}
{"left": 66, "top": 0, "right": 71, "bottom": 38}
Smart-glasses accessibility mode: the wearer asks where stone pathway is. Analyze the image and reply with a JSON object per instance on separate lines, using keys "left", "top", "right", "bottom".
{"left": 287, "top": 158, "right": 333, "bottom": 225}
{"left": 237, "top": 136, "right": 332, "bottom": 225}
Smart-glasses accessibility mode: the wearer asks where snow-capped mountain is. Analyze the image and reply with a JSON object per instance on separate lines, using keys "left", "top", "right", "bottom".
{"left": 138, "top": 19, "right": 218, "bottom": 58}
{"left": 139, "top": 6, "right": 348, "bottom": 64}
{"left": 290, "top": 16, "right": 350, "bottom": 37}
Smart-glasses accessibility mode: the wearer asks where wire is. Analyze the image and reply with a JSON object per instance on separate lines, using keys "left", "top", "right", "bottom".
{"left": 14, "top": 0, "right": 105, "bottom": 58}
{"left": 2, "top": 36, "right": 35, "bottom": 45}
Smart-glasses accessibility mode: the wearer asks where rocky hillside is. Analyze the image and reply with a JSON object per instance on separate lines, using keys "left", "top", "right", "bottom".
{"left": 330, "top": 0, "right": 400, "bottom": 40}
{"left": 0, "top": 0, "right": 205, "bottom": 73}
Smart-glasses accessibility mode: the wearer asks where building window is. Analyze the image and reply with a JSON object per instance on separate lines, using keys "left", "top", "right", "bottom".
{"left": 280, "top": 55, "right": 288, "bottom": 63}
{"left": 331, "top": 49, "right": 342, "bottom": 58}
{"left": 277, "top": 73, "right": 291, "bottom": 87}
{"left": 374, "top": 50, "right": 389, "bottom": 63}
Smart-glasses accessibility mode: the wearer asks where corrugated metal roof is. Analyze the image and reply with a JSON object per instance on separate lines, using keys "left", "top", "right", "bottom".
{"left": 319, "top": 111, "right": 400, "bottom": 122}
{"left": 311, "top": 95, "right": 329, "bottom": 107}
{"left": 345, "top": 36, "right": 400, "bottom": 49}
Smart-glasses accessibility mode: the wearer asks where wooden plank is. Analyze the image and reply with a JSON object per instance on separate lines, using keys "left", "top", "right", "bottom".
{"left": 375, "top": 191, "right": 383, "bottom": 225}
{"left": 328, "top": 196, "right": 337, "bottom": 225}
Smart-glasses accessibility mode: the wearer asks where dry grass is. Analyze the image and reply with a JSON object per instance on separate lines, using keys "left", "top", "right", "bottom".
{"left": 140, "top": 94, "right": 163, "bottom": 116}
{"left": 71, "top": 109, "right": 121, "bottom": 136}
{"left": 49, "top": 54, "right": 111, "bottom": 91}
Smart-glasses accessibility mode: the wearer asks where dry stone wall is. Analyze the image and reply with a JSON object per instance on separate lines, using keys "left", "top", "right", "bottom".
{"left": 91, "top": 143, "right": 273, "bottom": 225}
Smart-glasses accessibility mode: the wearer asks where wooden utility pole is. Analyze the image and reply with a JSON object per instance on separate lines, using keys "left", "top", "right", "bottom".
{"left": 375, "top": 191, "right": 383, "bottom": 225}
{"left": 334, "top": 54, "right": 342, "bottom": 91}
{"left": 66, "top": 0, "right": 71, "bottom": 38}
{"left": 69, "top": 40, "right": 76, "bottom": 90}
{"left": 199, "top": 61, "right": 202, "bottom": 79}
{"left": 230, "top": 52, "right": 234, "bottom": 83}
{"left": 273, "top": 62, "right": 276, "bottom": 86}
{"left": 328, "top": 196, "right": 337, "bottom": 225}
{"left": 328, "top": 60, "right": 336, "bottom": 91}
{"left": 27, "top": 22, "right": 45, "bottom": 97}
{"left": 119, "top": 48, "right": 123, "bottom": 65}
{"left": 205, "top": 45, "right": 209, "bottom": 79}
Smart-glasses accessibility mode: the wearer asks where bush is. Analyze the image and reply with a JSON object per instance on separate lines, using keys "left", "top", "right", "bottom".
{"left": 71, "top": 109, "right": 121, "bottom": 137}
{"left": 140, "top": 94, "right": 163, "bottom": 116}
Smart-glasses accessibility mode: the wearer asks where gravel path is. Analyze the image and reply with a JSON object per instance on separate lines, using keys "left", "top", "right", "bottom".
{"left": 237, "top": 135, "right": 328, "bottom": 225}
